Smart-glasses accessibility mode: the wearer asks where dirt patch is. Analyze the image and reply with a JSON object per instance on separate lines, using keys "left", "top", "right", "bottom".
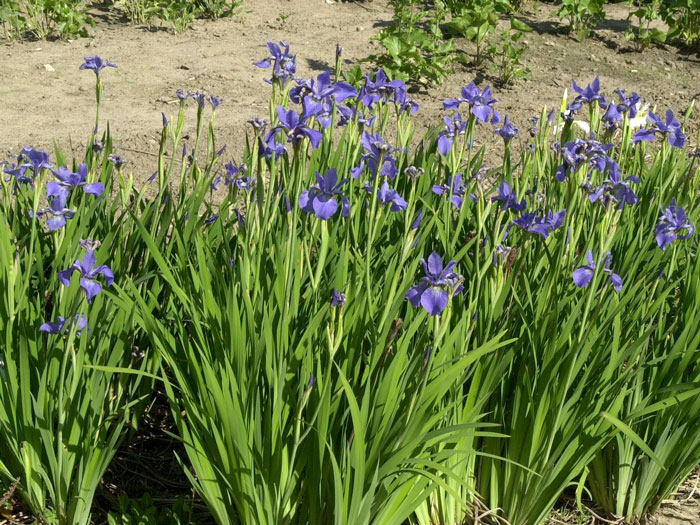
{"left": 1, "top": 1, "right": 698, "bottom": 185}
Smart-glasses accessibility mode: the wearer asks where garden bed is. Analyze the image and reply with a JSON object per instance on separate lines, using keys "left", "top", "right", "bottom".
{"left": 1, "top": 1, "right": 700, "bottom": 524}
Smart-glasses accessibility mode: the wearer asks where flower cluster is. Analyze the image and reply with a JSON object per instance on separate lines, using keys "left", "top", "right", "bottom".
{"left": 583, "top": 162, "right": 640, "bottom": 210}
{"left": 555, "top": 135, "right": 614, "bottom": 182}
{"left": 254, "top": 40, "right": 297, "bottom": 86}
{"left": 513, "top": 209, "right": 566, "bottom": 239}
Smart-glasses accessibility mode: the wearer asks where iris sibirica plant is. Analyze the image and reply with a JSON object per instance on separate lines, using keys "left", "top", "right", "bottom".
{"left": 3, "top": 42, "right": 700, "bottom": 525}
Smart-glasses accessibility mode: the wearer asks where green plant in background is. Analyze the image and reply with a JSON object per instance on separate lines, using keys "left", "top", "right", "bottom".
{"left": 625, "top": 0, "right": 666, "bottom": 50}
{"left": 488, "top": 20, "right": 531, "bottom": 86}
{"left": 445, "top": 0, "right": 512, "bottom": 66}
{"left": 194, "top": 0, "right": 242, "bottom": 18}
{"left": 107, "top": 494, "right": 197, "bottom": 525}
{"left": 662, "top": 0, "right": 700, "bottom": 48}
{"left": 116, "top": 0, "right": 163, "bottom": 26}
{"left": 369, "top": 0, "right": 456, "bottom": 84}
{"left": 116, "top": 0, "right": 242, "bottom": 32}
{"left": 157, "top": 1, "right": 196, "bottom": 33}
{"left": 0, "top": 0, "right": 93, "bottom": 40}
{"left": 555, "top": 0, "right": 606, "bottom": 41}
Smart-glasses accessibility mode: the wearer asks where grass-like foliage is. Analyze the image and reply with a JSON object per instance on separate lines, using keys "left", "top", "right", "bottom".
{"left": 0, "top": 43, "right": 699, "bottom": 525}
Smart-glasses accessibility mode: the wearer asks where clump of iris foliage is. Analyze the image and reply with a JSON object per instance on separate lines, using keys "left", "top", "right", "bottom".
{"left": 0, "top": 40, "right": 699, "bottom": 525}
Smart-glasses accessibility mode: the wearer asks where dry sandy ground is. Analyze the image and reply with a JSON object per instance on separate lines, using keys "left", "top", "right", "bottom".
{"left": 0, "top": 0, "right": 698, "bottom": 183}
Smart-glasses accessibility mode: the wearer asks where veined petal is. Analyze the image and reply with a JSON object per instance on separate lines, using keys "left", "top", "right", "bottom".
{"left": 46, "top": 216, "right": 67, "bottom": 231}
{"left": 58, "top": 268, "right": 75, "bottom": 286}
{"left": 312, "top": 194, "right": 338, "bottom": 220}
{"left": 406, "top": 282, "right": 428, "bottom": 307}
{"left": 573, "top": 266, "right": 594, "bottom": 288}
{"left": 80, "top": 277, "right": 102, "bottom": 303}
{"left": 83, "top": 182, "right": 105, "bottom": 196}
{"left": 420, "top": 287, "right": 450, "bottom": 316}
{"left": 96, "top": 265, "right": 115, "bottom": 286}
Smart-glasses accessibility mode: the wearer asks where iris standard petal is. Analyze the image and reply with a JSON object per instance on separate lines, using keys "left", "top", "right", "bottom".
{"left": 426, "top": 252, "right": 443, "bottom": 277}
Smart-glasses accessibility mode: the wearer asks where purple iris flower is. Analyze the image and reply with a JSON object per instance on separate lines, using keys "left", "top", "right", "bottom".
{"left": 108, "top": 154, "right": 125, "bottom": 169}
{"left": 602, "top": 103, "right": 622, "bottom": 132}
{"left": 3, "top": 163, "right": 33, "bottom": 188}
{"left": 31, "top": 192, "right": 76, "bottom": 231}
{"left": 561, "top": 102, "right": 581, "bottom": 123}
{"left": 58, "top": 250, "right": 115, "bottom": 304}
{"left": 587, "top": 161, "right": 640, "bottom": 209}
{"left": 79, "top": 56, "right": 117, "bottom": 76}
{"left": 368, "top": 180, "right": 408, "bottom": 212}
{"left": 190, "top": 91, "right": 207, "bottom": 110}
{"left": 358, "top": 69, "right": 406, "bottom": 109}
{"left": 392, "top": 87, "right": 420, "bottom": 115}
{"left": 443, "top": 82, "right": 500, "bottom": 125}
{"left": 233, "top": 176, "right": 255, "bottom": 192}
{"left": 350, "top": 131, "right": 400, "bottom": 180}
{"left": 299, "top": 168, "right": 350, "bottom": 220}
{"left": 615, "top": 89, "right": 640, "bottom": 118}
{"left": 213, "top": 161, "right": 250, "bottom": 191}
{"left": 337, "top": 104, "right": 376, "bottom": 129}
{"left": 253, "top": 40, "right": 297, "bottom": 86}
{"left": 573, "top": 250, "right": 622, "bottom": 292}
{"left": 491, "top": 181, "right": 526, "bottom": 212}
{"left": 40, "top": 314, "right": 88, "bottom": 335}
{"left": 433, "top": 173, "right": 466, "bottom": 209}
{"left": 437, "top": 113, "right": 467, "bottom": 156}
{"left": 290, "top": 71, "right": 357, "bottom": 104}
{"left": 331, "top": 289, "right": 346, "bottom": 308}
{"left": 654, "top": 198, "right": 694, "bottom": 250}
{"left": 20, "top": 147, "right": 52, "bottom": 178}
{"left": 208, "top": 95, "right": 223, "bottom": 110}
{"left": 235, "top": 209, "right": 246, "bottom": 228}
{"left": 571, "top": 76, "right": 607, "bottom": 108}
{"left": 494, "top": 115, "right": 518, "bottom": 143}
{"left": 493, "top": 244, "right": 514, "bottom": 266}
{"left": 406, "top": 252, "right": 464, "bottom": 316}
{"left": 633, "top": 110, "right": 686, "bottom": 148}
{"left": 48, "top": 164, "right": 104, "bottom": 198}
{"left": 555, "top": 136, "right": 613, "bottom": 182}
{"left": 176, "top": 89, "right": 188, "bottom": 101}
{"left": 267, "top": 98, "right": 324, "bottom": 149}
{"left": 247, "top": 118, "right": 268, "bottom": 135}
{"left": 258, "top": 135, "right": 287, "bottom": 160}
{"left": 513, "top": 208, "right": 566, "bottom": 239}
